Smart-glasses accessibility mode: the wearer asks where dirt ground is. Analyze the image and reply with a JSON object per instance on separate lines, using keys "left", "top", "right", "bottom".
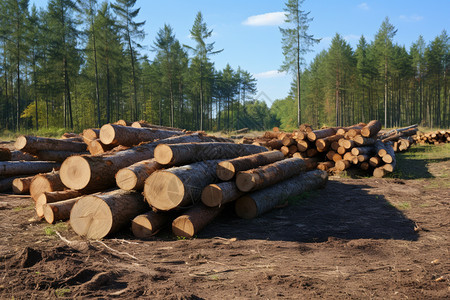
{"left": 0, "top": 150, "right": 449, "bottom": 299}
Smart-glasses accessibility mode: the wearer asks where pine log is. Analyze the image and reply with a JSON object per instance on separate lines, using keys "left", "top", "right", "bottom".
{"left": 281, "top": 134, "right": 295, "bottom": 146}
{"left": 43, "top": 198, "right": 80, "bottom": 224}
{"left": 316, "top": 134, "right": 344, "bottom": 152}
{"left": 10, "top": 150, "right": 37, "bottom": 161}
{"left": 303, "top": 157, "right": 319, "bottom": 169}
{"left": 337, "top": 146, "right": 347, "bottom": 155}
{"left": 99, "top": 124, "right": 185, "bottom": 146}
{"left": 70, "top": 189, "right": 149, "bottom": 239}
{"left": 280, "top": 146, "right": 289, "bottom": 156}
{"left": 306, "top": 148, "right": 318, "bottom": 157}
{"left": 360, "top": 162, "right": 370, "bottom": 171}
{"left": 263, "top": 131, "right": 280, "bottom": 139}
{"left": 341, "top": 139, "right": 356, "bottom": 150}
{"left": 0, "top": 161, "right": 60, "bottom": 176}
{"left": 296, "top": 140, "right": 309, "bottom": 152}
{"left": 235, "top": 170, "right": 328, "bottom": 219}
{"left": 374, "top": 140, "right": 389, "bottom": 157}
{"left": 292, "top": 152, "right": 306, "bottom": 159}
{"left": 82, "top": 128, "right": 100, "bottom": 144}
{"left": 144, "top": 160, "right": 222, "bottom": 211}
{"left": 216, "top": 150, "right": 284, "bottom": 181}
{"left": 357, "top": 154, "right": 370, "bottom": 162}
{"left": 132, "top": 211, "right": 174, "bottom": 238}
{"left": 35, "top": 150, "right": 86, "bottom": 162}
{"left": 131, "top": 121, "right": 183, "bottom": 132}
{"left": 0, "top": 176, "right": 23, "bottom": 192}
{"left": 373, "top": 167, "right": 389, "bottom": 178}
{"left": 369, "top": 156, "right": 382, "bottom": 167}
{"left": 30, "top": 171, "right": 66, "bottom": 201}
{"left": 332, "top": 153, "right": 343, "bottom": 162}
{"left": 331, "top": 141, "right": 340, "bottom": 151}
{"left": 351, "top": 146, "right": 374, "bottom": 156}
{"left": 343, "top": 152, "right": 355, "bottom": 162}
{"left": 336, "top": 123, "right": 365, "bottom": 136}
{"left": 0, "top": 148, "right": 11, "bottom": 161}
{"left": 317, "top": 161, "right": 334, "bottom": 171}
{"left": 172, "top": 204, "right": 224, "bottom": 238}
{"left": 12, "top": 176, "right": 33, "bottom": 194}
{"left": 307, "top": 128, "right": 337, "bottom": 142}
{"left": 201, "top": 181, "right": 244, "bottom": 207}
{"left": 346, "top": 128, "right": 362, "bottom": 139}
{"left": 381, "top": 143, "right": 396, "bottom": 164}
{"left": 326, "top": 150, "right": 336, "bottom": 161}
{"left": 361, "top": 120, "right": 382, "bottom": 137}
{"left": 114, "top": 119, "right": 132, "bottom": 126}
{"left": 87, "top": 139, "right": 116, "bottom": 155}
{"left": 154, "top": 142, "right": 267, "bottom": 166}
{"left": 353, "top": 135, "right": 377, "bottom": 146}
{"left": 383, "top": 163, "right": 395, "bottom": 173}
{"left": 14, "top": 135, "right": 87, "bottom": 153}
{"left": 35, "top": 190, "right": 84, "bottom": 218}
{"left": 115, "top": 159, "right": 162, "bottom": 191}
{"left": 236, "top": 158, "right": 307, "bottom": 192}
{"left": 60, "top": 133, "right": 229, "bottom": 192}
{"left": 335, "top": 160, "right": 351, "bottom": 171}
{"left": 293, "top": 131, "right": 305, "bottom": 140}
{"left": 264, "top": 138, "right": 283, "bottom": 150}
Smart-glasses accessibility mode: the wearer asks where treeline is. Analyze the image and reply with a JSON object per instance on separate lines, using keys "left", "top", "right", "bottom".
{"left": 0, "top": 0, "right": 269, "bottom": 132}
{"left": 274, "top": 17, "right": 449, "bottom": 130}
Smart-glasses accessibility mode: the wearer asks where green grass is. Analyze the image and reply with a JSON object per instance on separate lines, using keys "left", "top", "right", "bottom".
{"left": 0, "top": 127, "right": 72, "bottom": 141}
{"left": 395, "top": 202, "right": 411, "bottom": 210}
{"left": 44, "top": 222, "right": 68, "bottom": 236}
{"left": 55, "top": 288, "right": 71, "bottom": 298}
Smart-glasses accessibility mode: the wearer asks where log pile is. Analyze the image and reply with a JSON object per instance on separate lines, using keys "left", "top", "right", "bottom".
{"left": 414, "top": 129, "right": 450, "bottom": 145}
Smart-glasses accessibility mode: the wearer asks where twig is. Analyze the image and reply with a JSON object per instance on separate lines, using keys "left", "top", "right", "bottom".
{"left": 110, "top": 238, "right": 140, "bottom": 245}
{"left": 93, "top": 240, "right": 138, "bottom": 260}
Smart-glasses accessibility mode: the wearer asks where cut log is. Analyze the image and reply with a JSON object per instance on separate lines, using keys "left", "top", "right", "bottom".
{"left": 317, "top": 161, "right": 334, "bottom": 171}
{"left": 14, "top": 135, "right": 87, "bottom": 153}
{"left": 357, "top": 154, "right": 370, "bottom": 162}
{"left": 303, "top": 157, "right": 319, "bottom": 169}
{"left": 331, "top": 141, "right": 340, "bottom": 151}
{"left": 115, "top": 159, "right": 162, "bottom": 191}
{"left": 145, "top": 160, "right": 222, "bottom": 211}
{"left": 131, "top": 121, "right": 183, "bottom": 132}
{"left": 299, "top": 124, "right": 313, "bottom": 132}
{"left": 353, "top": 136, "right": 377, "bottom": 146}
{"left": 374, "top": 140, "right": 389, "bottom": 157}
{"left": 326, "top": 150, "right": 336, "bottom": 161}
{"left": 132, "top": 211, "right": 174, "bottom": 238}
{"left": 10, "top": 150, "right": 37, "bottom": 161}
{"left": 172, "top": 204, "right": 224, "bottom": 238}
{"left": 360, "top": 162, "right": 370, "bottom": 171}
{"left": 201, "top": 181, "right": 244, "bottom": 207}
{"left": 87, "top": 139, "right": 116, "bottom": 155}
{"left": 296, "top": 140, "right": 309, "bottom": 152}
{"left": 361, "top": 120, "right": 382, "bottom": 137}
{"left": 351, "top": 146, "right": 374, "bottom": 156}
{"left": 264, "top": 139, "right": 283, "bottom": 150}
{"left": 306, "top": 148, "right": 318, "bottom": 157}
{"left": 335, "top": 160, "right": 351, "bottom": 171}
{"left": 263, "top": 131, "right": 280, "bottom": 139}
{"left": 35, "top": 150, "right": 86, "bottom": 162}
{"left": 292, "top": 152, "right": 306, "bottom": 159}
{"left": 343, "top": 152, "right": 355, "bottom": 162}
{"left": 60, "top": 133, "right": 229, "bottom": 192}
{"left": 337, "top": 146, "right": 347, "bottom": 155}
{"left": 381, "top": 143, "right": 396, "bottom": 165}
{"left": 369, "top": 156, "right": 382, "bottom": 167}
{"left": 236, "top": 158, "right": 307, "bottom": 192}
{"left": 99, "top": 124, "right": 185, "bottom": 146}
{"left": 154, "top": 142, "right": 267, "bottom": 166}
{"left": 280, "top": 146, "right": 289, "bottom": 156}
{"left": 0, "top": 176, "right": 28, "bottom": 192}
{"left": 35, "top": 190, "right": 84, "bottom": 217}
{"left": 43, "top": 198, "right": 80, "bottom": 224}
{"left": 0, "top": 148, "right": 11, "bottom": 161}
{"left": 0, "top": 161, "right": 60, "bottom": 176}
{"left": 216, "top": 150, "right": 284, "bottom": 181}
{"left": 82, "top": 128, "right": 100, "bottom": 144}
{"left": 12, "top": 176, "right": 33, "bottom": 194}
{"left": 114, "top": 119, "right": 132, "bottom": 126}
{"left": 235, "top": 170, "right": 328, "bottom": 219}
{"left": 30, "top": 171, "right": 66, "bottom": 201}
{"left": 282, "top": 135, "right": 295, "bottom": 146}
{"left": 341, "top": 139, "right": 356, "bottom": 150}
{"left": 70, "top": 189, "right": 149, "bottom": 239}
{"left": 373, "top": 167, "right": 389, "bottom": 178}
{"left": 332, "top": 153, "right": 343, "bottom": 162}
{"left": 307, "top": 128, "right": 337, "bottom": 142}
{"left": 316, "top": 134, "right": 344, "bottom": 152}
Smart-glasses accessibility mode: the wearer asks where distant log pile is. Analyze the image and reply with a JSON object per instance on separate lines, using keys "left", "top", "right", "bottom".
{"left": 414, "top": 129, "right": 450, "bottom": 145}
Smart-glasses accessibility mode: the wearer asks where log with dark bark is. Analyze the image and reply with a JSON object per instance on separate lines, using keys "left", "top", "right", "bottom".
{"left": 0, "top": 176, "right": 27, "bottom": 192}
{"left": 353, "top": 136, "right": 377, "bottom": 146}
{"left": 369, "top": 156, "right": 382, "bottom": 167}
{"left": 172, "top": 204, "right": 224, "bottom": 238}
{"left": 35, "top": 150, "right": 87, "bottom": 162}
{"left": 131, "top": 121, "right": 183, "bottom": 132}
{"left": 115, "top": 159, "right": 163, "bottom": 191}
{"left": 351, "top": 146, "right": 374, "bottom": 156}
{"left": 70, "top": 189, "right": 149, "bottom": 239}
{"left": 14, "top": 135, "right": 87, "bottom": 154}
{"left": 145, "top": 160, "right": 222, "bottom": 211}
{"left": 114, "top": 119, "right": 132, "bottom": 126}
{"left": 335, "top": 160, "right": 351, "bottom": 171}
{"left": 82, "top": 128, "right": 100, "bottom": 144}
{"left": 36, "top": 190, "right": 84, "bottom": 218}
{"left": 100, "top": 124, "right": 185, "bottom": 146}
{"left": 60, "top": 133, "right": 230, "bottom": 192}
{"left": 87, "top": 139, "right": 116, "bottom": 155}
{"left": 0, "top": 148, "right": 11, "bottom": 161}
{"left": 361, "top": 120, "right": 382, "bottom": 137}
{"left": 12, "top": 176, "right": 33, "bottom": 194}
{"left": 201, "top": 181, "right": 244, "bottom": 207}
{"left": 10, "top": 151, "right": 37, "bottom": 161}
{"left": 317, "top": 161, "right": 334, "bottom": 171}
{"left": 30, "top": 171, "right": 66, "bottom": 201}
{"left": 381, "top": 142, "right": 396, "bottom": 165}
{"left": 316, "top": 134, "right": 344, "bottom": 152}
{"left": 0, "top": 161, "right": 60, "bottom": 177}
{"left": 132, "top": 211, "right": 176, "bottom": 239}
{"left": 296, "top": 140, "right": 309, "bottom": 152}
{"left": 44, "top": 198, "right": 81, "bottom": 224}
{"left": 307, "top": 128, "right": 337, "bottom": 142}
{"left": 154, "top": 143, "right": 267, "bottom": 166}
{"left": 235, "top": 170, "right": 328, "bottom": 219}
{"left": 216, "top": 151, "right": 284, "bottom": 181}
{"left": 235, "top": 158, "right": 307, "bottom": 192}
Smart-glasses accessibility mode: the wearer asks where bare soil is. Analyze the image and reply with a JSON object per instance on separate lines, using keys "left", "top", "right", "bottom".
{"left": 0, "top": 154, "right": 449, "bottom": 299}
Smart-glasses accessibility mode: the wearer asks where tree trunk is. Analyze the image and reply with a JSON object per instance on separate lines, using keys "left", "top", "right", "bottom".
{"left": 30, "top": 171, "right": 66, "bottom": 201}
{"left": 144, "top": 159, "right": 222, "bottom": 211}
{"left": 15, "top": 136, "right": 87, "bottom": 154}
{"left": 12, "top": 176, "right": 34, "bottom": 194}
{"left": 172, "top": 204, "right": 224, "bottom": 238}
{"left": 71, "top": 189, "right": 148, "bottom": 239}
{"left": 235, "top": 170, "right": 328, "bottom": 219}
{"left": 115, "top": 159, "right": 162, "bottom": 191}
{"left": 35, "top": 150, "right": 88, "bottom": 162}
{"left": 353, "top": 136, "right": 377, "bottom": 146}
{"left": 361, "top": 120, "right": 382, "bottom": 137}
{"left": 132, "top": 211, "right": 175, "bottom": 239}
{"left": 0, "top": 161, "right": 60, "bottom": 177}
{"left": 44, "top": 197, "right": 80, "bottom": 224}
{"left": 216, "top": 151, "right": 284, "bottom": 181}
{"left": 36, "top": 190, "right": 84, "bottom": 218}
{"left": 201, "top": 181, "right": 244, "bottom": 207}
{"left": 60, "top": 133, "right": 230, "bottom": 192}
{"left": 154, "top": 143, "right": 267, "bottom": 166}
{"left": 99, "top": 124, "right": 185, "bottom": 146}
{"left": 236, "top": 158, "right": 307, "bottom": 192}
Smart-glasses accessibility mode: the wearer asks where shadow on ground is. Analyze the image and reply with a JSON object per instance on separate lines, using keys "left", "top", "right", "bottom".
{"left": 198, "top": 180, "right": 418, "bottom": 242}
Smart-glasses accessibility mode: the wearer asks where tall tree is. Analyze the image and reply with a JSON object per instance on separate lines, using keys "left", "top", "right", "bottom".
{"left": 279, "top": 0, "right": 319, "bottom": 127}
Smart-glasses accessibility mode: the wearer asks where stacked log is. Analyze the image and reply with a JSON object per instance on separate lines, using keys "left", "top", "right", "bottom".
{"left": 414, "top": 129, "right": 450, "bottom": 145}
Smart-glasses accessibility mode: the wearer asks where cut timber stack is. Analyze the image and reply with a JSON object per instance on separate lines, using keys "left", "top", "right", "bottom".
{"left": 414, "top": 129, "right": 450, "bottom": 145}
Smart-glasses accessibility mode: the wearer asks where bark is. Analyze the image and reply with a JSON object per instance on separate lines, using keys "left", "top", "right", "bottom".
{"left": 361, "top": 120, "right": 382, "bottom": 137}
{"left": 42, "top": 198, "right": 80, "bottom": 223}
{"left": 12, "top": 176, "right": 34, "bottom": 194}
{"left": 99, "top": 124, "right": 185, "bottom": 146}
{"left": 317, "top": 161, "right": 335, "bottom": 171}
{"left": 154, "top": 143, "right": 267, "bottom": 166}
{"left": 35, "top": 150, "right": 87, "bottom": 162}
{"left": 381, "top": 143, "right": 396, "bottom": 165}
{"left": 14, "top": 136, "right": 87, "bottom": 154}
{"left": 132, "top": 211, "right": 176, "bottom": 239}
{"left": 201, "top": 181, "right": 244, "bottom": 207}
{"left": 70, "top": 189, "right": 149, "bottom": 239}
{"left": 172, "top": 204, "right": 224, "bottom": 238}
{"left": 353, "top": 136, "right": 377, "bottom": 146}
{"left": 0, "top": 148, "right": 11, "bottom": 161}
{"left": 307, "top": 128, "right": 337, "bottom": 141}
{"left": 0, "top": 161, "right": 60, "bottom": 177}
{"left": 315, "top": 134, "right": 344, "bottom": 152}
{"left": 216, "top": 151, "right": 284, "bottom": 181}
{"left": 236, "top": 158, "right": 307, "bottom": 192}
{"left": 87, "top": 139, "right": 116, "bottom": 155}
{"left": 131, "top": 121, "right": 183, "bottom": 132}
{"left": 82, "top": 128, "right": 100, "bottom": 144}
{"left": 60, "top": 133, "right": 230, "bottom": 192}
{"left": 30, "top": 171, "right": 66, "bottom": 201}
{"left": 10, "top": 151, "right": 38, "bottom": 161}
{"left": 115, "top": 159, "right": 163, "bottom": 191}
{"left": 144, "top": 160, "right": 222, "bottom": 211}
{"left": 351, "top": 146, "right": 374, "bottom": 156}
{"left": 36, "top": 190, "right": 84, "bottom": 218}
{"left": 235, "top": 170, "right": 328, "bottom": 219}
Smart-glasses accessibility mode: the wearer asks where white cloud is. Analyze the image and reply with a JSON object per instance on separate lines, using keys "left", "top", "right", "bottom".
{"left": 254, "top": 70, "right": 287, "bottom": 79}
{"left": 399, "top": 14, "right": 424, "bottom": 22}
{"left": 357, "top": 2, "right": 369, "bottom": 10}
{"left": 243, "top": 12, "right": 285, "bottom": 26}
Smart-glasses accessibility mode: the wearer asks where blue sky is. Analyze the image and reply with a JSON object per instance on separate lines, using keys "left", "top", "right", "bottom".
{"left": 31, "top": 0, "right": 449, "bottom": 106}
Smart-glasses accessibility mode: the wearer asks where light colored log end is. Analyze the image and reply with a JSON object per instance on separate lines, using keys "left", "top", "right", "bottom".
{"left": 201, "top": 184, "right": 223, "bottom": 207}
{"left": 144, "top": 171, "right": 184, "bottom": 211}
{"left": 99, "top": 124, "right": 116, "bottom": 145}
{"left": 235, "top": 172, "right": 256, "bottom": 192}
{"left": 116, "top": 168, "right": 138, "bottom": 191}
{"left": 60, "top": 156, "right": 91, "bottom": 190}
{"left": 14, "top": 135, "right": 27, "bottom": 150}
{"left": 172, "top": 215, "right": 194, "bottom": 238}
{"left": 154, "top": 144, "right": 174, "bottom": 165}
{"left": 235, "top": 196, "right": 258, "bottom": 219}
{"left": 216, "top": 161, "right": 236, "bottom": 181}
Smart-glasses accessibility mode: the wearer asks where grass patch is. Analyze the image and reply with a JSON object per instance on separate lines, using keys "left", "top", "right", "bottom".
{"left": 0, "top": 127, "right": 72, "bottom": 141}
{"left": 395, "top": 202, "right": 411, "bottom": 210}
{"left": 13, "top": 205, "right": 34, "bottom": 212}
{"left": 55, "top": 288, "right": 71, "bottom": 298}
{"left": 44, "top": 222, "right": 68, "bottom": 236}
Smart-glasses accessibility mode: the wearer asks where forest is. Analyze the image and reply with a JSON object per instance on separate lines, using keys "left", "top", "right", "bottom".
{"left": 0, "top": 0, "right": 448, "bottom": 133}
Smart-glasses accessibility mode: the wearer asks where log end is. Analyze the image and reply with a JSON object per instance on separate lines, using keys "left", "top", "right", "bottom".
{"left": 116, "top": 168, "right": 138, "bottom": 191}
{"left": 70, "top": 195, "right": 113, "bottom": 239}
{"left": 14, "top": 135, "right": 27, "bottom": 151}
{"left": 201, "top": 184, "right": 223, "bottom": 207}
{"left": 144, "top": 171, "right": 184, "bottom": 211}
{"left": 132, "top": 214, "right": 155, "bottom": 239}
{"left": 235, "top": 172, "right": 256, "bottom": 192}
{"left": 99, "top": 124, "right": 116, "bottom": 145}
{"left": 154, "top": 144, "right": 174, "bottom": 165}
{"left": 307, "top": 132, "right": 316, "bottom": 141}
{"left": 60, "top": 156, "right": 91, "bottom": 190}
{"left": 235, "top": 196, "right": 258, "bottom": 219}
{"left": 43, "top": 205, "right": 56, "bottom": 224}
{"left": 172, "top": 215, "right": 194, "bottom": 238}
{"left": 216, "top": 161, "right": 236, "bottom": 181}
{"left": 35, "top": 194, "right": 47, "bottom": 218}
